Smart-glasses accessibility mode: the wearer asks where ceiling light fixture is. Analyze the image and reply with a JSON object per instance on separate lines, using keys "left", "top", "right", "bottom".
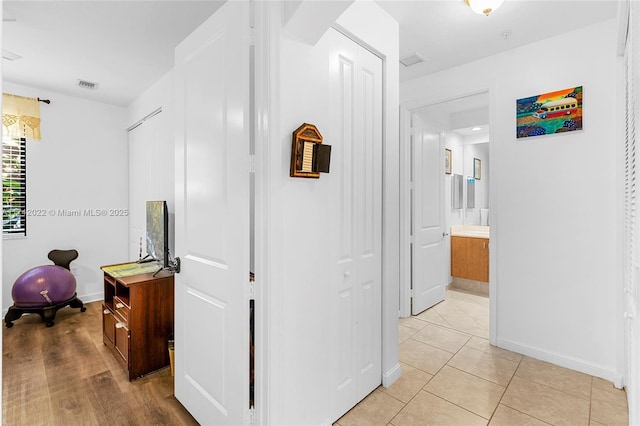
{"left": 472, "top": 127, "right": 482, "bottom": 131}
{"left": 465, "top": 0, "right": 504, "bottom": 16}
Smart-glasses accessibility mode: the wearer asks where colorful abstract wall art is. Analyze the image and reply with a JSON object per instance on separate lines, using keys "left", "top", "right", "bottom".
{"left": 516, "top": 86, "right": 583, "bottom": 139}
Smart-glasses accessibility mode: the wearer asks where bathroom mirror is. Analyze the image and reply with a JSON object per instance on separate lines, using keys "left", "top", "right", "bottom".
{"left": 467, "top": 177, "right": 475, "bottom": 209}
{"left": 452, "top": 174, "right": 463, "bottom": 209}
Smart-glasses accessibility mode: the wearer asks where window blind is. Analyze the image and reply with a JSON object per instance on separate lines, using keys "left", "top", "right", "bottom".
{"left": 623, "top": 3, "right": 640, "bottom": 423}
{"left": 2, "top": 137, "right": 26, "bottom": 236}
{"left": 624, "top": 2, "right": 638, "bottom": 311}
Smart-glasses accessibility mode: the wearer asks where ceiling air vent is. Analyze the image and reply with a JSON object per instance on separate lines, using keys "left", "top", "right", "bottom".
{"left": 2, "top": 49, "right": 22, "bottom": 61}
{"left": 400, "top": 52, "right": 425, "bottom": 67}
{"left": 77, "top": 79, "right": 99, "bottom": 90}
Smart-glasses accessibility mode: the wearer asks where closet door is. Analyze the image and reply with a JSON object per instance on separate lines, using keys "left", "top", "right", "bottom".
{"left": 174, "top": 2, "right": 250, "bottom": 424}
{"left": 127, "top": 109, "right": 171, "bottom": 261}
{"left": 331, "top": 28, "right": 383, "bottom": 419}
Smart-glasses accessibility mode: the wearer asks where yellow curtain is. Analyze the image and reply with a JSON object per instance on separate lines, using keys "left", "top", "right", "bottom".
{"left": 2, "top": 93, "right": 41, "bottom": 141}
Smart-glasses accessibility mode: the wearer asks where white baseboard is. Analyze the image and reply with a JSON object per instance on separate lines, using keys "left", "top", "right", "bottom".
{"left": 382, "top": 362, "right": 402, "bottom": 388}
{"left": 79, "top": 291, "right": 103, "bottom": 304}
{"left": 497, "top": 337, "right": 623, "bottom": 386}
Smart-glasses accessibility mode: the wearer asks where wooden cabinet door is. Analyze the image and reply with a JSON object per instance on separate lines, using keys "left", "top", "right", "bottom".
{"left": 102, "top": 306, "right": 116, "bottom": 346}
{"left": 114, "top": 321, "right": 130, "bottom": 365}
{"left": 451, "top": 236, "right": 489, "bottom": 282}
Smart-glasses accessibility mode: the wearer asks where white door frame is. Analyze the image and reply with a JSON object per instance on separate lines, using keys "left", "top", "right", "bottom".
{"left": 252, "top": 2, "right": 279, "bottom": 424}
{"left": 399, "top": 88, "right": 497, "bottom": 346}
{"left": 253, "top": 2, "right": 401, "bottom": 424}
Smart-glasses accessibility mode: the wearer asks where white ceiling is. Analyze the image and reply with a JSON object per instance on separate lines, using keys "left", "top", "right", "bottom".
{"left": 2, "top": 1, "right": 225, "bottom": 106}
{"left": 1, "top": 1, "right": 619, "bottom": 107}
{"left": 379, "top": 0, "right": 619, "bottom": 82}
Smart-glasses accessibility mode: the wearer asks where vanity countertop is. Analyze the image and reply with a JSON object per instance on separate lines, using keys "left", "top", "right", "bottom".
{"left": 450, "top": 225, "right": 489, "bottom": 239}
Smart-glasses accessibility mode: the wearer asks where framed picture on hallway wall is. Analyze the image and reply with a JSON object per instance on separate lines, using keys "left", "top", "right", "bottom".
{"left": 516, "top": 86, "right": 583, "bottom": 138}
{"left": 445, "top": 149, "right": 452, "bottom": 174}
{"left": 474, "top": 158, "right": 481, "bottom": 180}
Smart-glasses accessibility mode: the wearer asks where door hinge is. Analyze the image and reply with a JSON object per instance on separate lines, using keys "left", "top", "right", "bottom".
{"left": 249, "top": 155, "right": 256, "bottom": 173}
{"left": 249, "top": 27, "right": 255, "bottom": 46}
{"left": 249, "top": 278, "right": 255, "bottom": 298}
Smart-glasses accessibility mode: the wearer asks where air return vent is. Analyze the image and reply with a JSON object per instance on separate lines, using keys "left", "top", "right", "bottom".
{"left": 77, "top": 79, "right": 99, "bottom": 90}
{"left": 2, "top": 49, "right": 22, "bottom": 61}
{"left": 399, "top": 52, "right": 425, "bottom": 67}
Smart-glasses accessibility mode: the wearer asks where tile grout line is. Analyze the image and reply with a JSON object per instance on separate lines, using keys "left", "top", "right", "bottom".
{"left": 445, "top": 363, "right": 509, "bottom": 388}
{"left": 498, "top": 375, "right": 591, "bottom": 425}
{"left": 412, "top": 313, "right": 488, "bottom": 341}
{"left": 388, "top": 329, "right": 474, "bottom": 425}
{"left": 487, "top": 351, "right": 524, "bottom": 424}
{"left": 422, "top": 388, "right": 496, "bottom": 422}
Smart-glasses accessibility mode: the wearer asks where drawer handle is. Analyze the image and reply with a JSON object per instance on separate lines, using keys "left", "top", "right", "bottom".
{"left": 103, "top": 309, "right": 110, "bottom": 315}
{"left": 115, "top": 302, "right": 124, "bottom": 309}
{"left": 115, "top": 322, "right": 126, "bottom": 329}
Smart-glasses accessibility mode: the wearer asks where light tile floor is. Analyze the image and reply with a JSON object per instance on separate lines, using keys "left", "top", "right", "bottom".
{"left": 335, "top": 289, "right": 629, "bottom": 426}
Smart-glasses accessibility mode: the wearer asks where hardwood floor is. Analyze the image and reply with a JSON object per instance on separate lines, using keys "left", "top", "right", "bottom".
{"left": 2, "top": 301, "right": 198, "bottom": 426}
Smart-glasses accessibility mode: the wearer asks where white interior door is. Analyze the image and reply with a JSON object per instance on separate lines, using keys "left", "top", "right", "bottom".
{"left": 330, "top": 28, "right": 383, "bottom": 419}
{"left": 174, "top": 2, "right": 250, "bottom": 424}
{"left": 411, "top": 115, "right": 447, "bottom": 315}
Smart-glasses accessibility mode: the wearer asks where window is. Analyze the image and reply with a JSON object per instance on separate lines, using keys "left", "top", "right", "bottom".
{"left": 3, "top": 137, "right": 26, "bottom": 237}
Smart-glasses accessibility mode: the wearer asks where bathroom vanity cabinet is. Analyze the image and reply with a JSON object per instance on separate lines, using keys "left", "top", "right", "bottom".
{"left": 451, "top": 235, "right": 489, "bottom": 282}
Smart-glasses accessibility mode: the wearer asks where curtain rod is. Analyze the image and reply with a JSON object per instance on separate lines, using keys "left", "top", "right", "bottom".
{"left": 2, "top": 93, "right": 50, "bottom": 104}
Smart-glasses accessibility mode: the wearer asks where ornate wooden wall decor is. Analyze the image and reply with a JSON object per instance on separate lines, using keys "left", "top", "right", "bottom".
{"left": 290, "top": 123, "right": 330, "bottom": 178}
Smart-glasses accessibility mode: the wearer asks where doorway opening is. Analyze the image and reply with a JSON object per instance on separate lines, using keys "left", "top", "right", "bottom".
{"left": 400, "top": 91, "right": 492, "bottom": 341}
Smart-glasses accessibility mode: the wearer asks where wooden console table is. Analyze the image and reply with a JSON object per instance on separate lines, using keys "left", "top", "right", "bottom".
{"left": 101, "top": 262, "right": 174, "bottom": 380}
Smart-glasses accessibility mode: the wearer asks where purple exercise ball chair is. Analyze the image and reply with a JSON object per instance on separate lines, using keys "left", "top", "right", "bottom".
{"left": 12, "top": 265, "right": 77, "bottom": 308}
{"left": 5, "top": 249, "right": 86, "bottom": 328}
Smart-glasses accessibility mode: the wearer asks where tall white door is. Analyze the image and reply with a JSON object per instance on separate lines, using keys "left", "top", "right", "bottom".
{"left": 411, "top": 115, "right": 447, "bottom": 315}
{"left": 174, "top": 2, "right": 250, "bottom": 424}
{"left": 330, "top": 28, "right": 383, "bottom": 419}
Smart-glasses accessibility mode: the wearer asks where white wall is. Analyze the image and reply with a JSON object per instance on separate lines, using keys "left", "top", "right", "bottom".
{"left": 265, "top": 2, "right": 399, "bottom": 424}
{"left": 2, "top": 82, "right": 128, "bottom": 310}
{"left": 125, "top": 70, "right": 175, "bottom": 263}
{"left": 402, "top": 19, "right": 622, "bottom": 383}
